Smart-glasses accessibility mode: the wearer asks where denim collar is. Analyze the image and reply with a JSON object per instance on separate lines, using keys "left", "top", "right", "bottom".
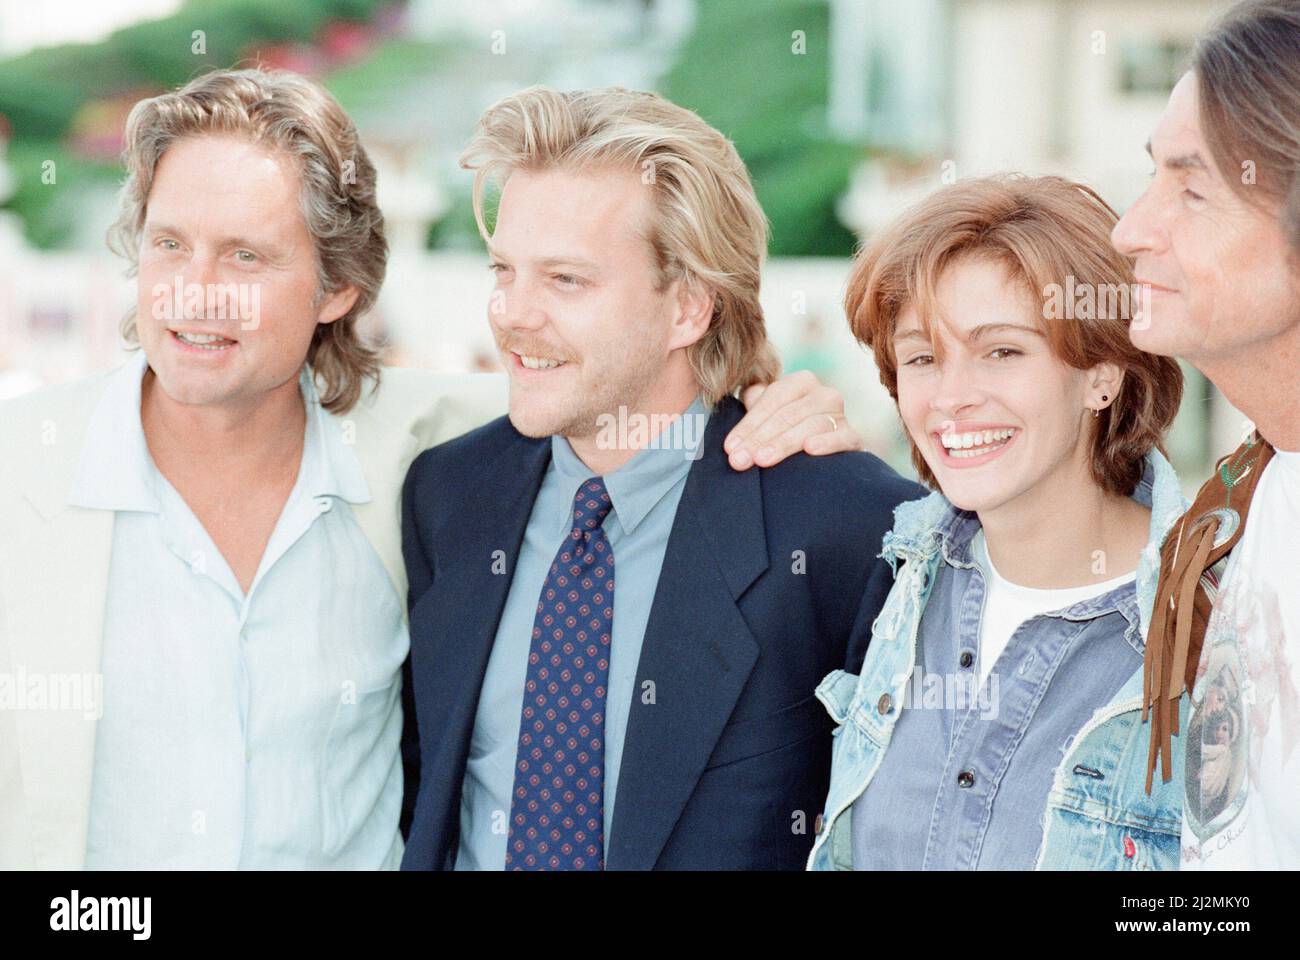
{"left": 880, "top": 450, "right": 1188, "bottom": 649}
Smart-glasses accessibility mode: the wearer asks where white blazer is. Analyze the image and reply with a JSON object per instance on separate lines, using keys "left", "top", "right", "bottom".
{"left": 0, "top": 362, "right": 506, "bottom": 868}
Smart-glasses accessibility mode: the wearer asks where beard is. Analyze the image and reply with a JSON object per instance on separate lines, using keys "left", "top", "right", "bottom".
{"left": 506, "top": 337, "right": 666, "bottom": 440}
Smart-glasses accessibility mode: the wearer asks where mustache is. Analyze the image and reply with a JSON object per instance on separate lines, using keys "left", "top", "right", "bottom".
{"left": 496, "top": 334, "right": 576, "bottom": 363}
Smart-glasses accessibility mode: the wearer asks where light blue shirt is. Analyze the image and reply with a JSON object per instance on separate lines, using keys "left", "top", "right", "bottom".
{"left": 455, "top": 397, "right": 709, "bottom": 870}
{"left": 79, "top": 352, "right": 408, "bottom": 869}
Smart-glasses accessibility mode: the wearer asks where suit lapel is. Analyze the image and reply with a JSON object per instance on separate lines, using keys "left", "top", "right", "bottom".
{"left": 415, "top": 430, "right": 553, "bottom": 856}
{"left": 340, "top": 392, "right": 421, "bottom": 614}
{"left": 607, "top": 398, "right": 768, "bottom": 870}
{"left": 442, "top": 430, "right": 552, "bottom": 658}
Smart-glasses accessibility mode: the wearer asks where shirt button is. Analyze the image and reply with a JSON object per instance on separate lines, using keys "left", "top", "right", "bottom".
{"left": 959, "top": 651, "right": 974, "bottom": 668}
{"left": 876, "top": 693, "right": 892, "bottom": 715}
{"left": 315, "top": 497, "right": 332, "bottom": 513}
{"left": 957, "top": 770, "right": 976, "bottom": 788}
{"left": 814, "top": 813, "right": 824, "bottom": 834}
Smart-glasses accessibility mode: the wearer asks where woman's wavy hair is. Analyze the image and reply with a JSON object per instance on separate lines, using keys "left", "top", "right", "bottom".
{"left": 846, "top": 174, "right": 1183, "bottom": 497}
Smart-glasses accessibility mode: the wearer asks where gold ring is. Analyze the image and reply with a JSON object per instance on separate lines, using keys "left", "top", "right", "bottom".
{"left": 825, "top": 414, "right": 839, "bottom": 432}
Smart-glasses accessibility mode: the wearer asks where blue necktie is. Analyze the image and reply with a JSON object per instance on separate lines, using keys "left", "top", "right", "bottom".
{"left": 506, "top": 477, "right": 615, "bottom": 870}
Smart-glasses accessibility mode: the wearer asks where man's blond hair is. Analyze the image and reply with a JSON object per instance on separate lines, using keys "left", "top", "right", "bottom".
{"left": 108, "top": 68, "right": 386, "bottom": 413}
{"left": 461, "top": 86, "right": 780, "bottom": 405}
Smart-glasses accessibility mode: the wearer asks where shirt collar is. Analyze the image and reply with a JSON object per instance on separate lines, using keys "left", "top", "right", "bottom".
{"left": 301, "top": 366, "right": 371, "bottom": 506}
{"left": 68, "top": 351, "right": 370, "bottom": 513}
{"left": 68, "top": 351, "right": 159, "bottom": 513}
{"left": 548, "top": 395, "right": 709, "bottom": 537}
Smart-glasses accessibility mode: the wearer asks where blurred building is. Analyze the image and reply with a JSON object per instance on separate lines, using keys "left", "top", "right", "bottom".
{"left": 0, "top": 0, "right": 182, "bottom": 59}
{"left": 831, "top": 0, "right": 1240, "bottom": 477}
{"left": 0, "top": 120, "right": 132, "bottom": 396}
{"left": 833, "top": 0, "right": 1229, "bottom": 230}
{"left": 0, "top": 0, "right": 1244, "bottom": 483}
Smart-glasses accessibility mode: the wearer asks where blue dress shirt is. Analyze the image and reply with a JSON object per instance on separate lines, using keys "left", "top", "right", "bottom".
{"left": 454, "top": 397, "right": 709, "bottom": 870}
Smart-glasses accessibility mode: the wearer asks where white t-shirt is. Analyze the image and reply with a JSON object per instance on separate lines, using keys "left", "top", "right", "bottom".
{"left": 970, "top": 529, "right": 1137, "bottom": 690}
{"left": 1181, "top": 449, "right": 1300, "bottom": 870}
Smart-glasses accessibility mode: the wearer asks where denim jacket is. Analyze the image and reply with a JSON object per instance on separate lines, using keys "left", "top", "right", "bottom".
{"left": 808, "top": 450, "right": 1192, "bottom": 870}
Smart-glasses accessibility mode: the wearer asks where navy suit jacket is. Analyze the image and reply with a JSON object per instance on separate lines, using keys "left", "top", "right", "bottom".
{"left": 398, "top": 396, "right": 925, "bottom": 869}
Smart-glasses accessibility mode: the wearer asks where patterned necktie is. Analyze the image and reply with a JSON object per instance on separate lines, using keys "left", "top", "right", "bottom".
{"left": 506, "top": 476, "right": 615, "bottom": 870}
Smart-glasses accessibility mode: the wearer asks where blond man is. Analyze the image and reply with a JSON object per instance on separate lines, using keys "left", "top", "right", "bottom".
{"left": 399, "top": 87, "right": 924, "bottom": 871}
{"left": 0, "top": 70, "right": 853, "bottom": 869}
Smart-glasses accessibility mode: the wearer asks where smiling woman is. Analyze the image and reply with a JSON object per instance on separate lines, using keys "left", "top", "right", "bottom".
{"left": 848, "top": 174, "right": 1181, "bottom": 502}
{"left": 809, "top": 173, "right": 1191, "bottom": 872}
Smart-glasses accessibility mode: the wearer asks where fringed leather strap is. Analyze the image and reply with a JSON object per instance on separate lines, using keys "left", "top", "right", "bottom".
{"left": 1143, "top": 432, "right": 1275, "bottom": 793}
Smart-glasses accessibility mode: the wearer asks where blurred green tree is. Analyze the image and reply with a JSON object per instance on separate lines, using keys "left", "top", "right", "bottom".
{"left": 661, "top": 0, "right": 862, "bottom": 257}
{"left": 0, "top": 0, "right": 390, "bottom": 248}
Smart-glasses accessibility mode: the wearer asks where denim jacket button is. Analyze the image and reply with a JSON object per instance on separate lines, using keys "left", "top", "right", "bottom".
{"left": 877, "top": 693, "right": 892, "bottom": 715}
{"left": 814, "top": 814, "right": 825, "bottom": 834}
{"left": 957, "top": 770, "right": 976, "bottom": 788}
{"left": 959, "top": 651, "right": 974, "bottom": 668}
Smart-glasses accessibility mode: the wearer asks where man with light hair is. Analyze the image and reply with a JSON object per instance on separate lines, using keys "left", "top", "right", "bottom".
{"left": 400, "top": 86, "right": 924, "bottom": 870}
{"left": 0, "top": 69, "right": 857, "bottom": 869}
{"left": 1113, "top": 0, "right": 1300, "bottom": 868}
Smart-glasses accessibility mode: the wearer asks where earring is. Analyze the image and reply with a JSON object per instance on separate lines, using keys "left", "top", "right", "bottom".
{"left": 1093, "top": 408, "right": 1100, "bottom": 418}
